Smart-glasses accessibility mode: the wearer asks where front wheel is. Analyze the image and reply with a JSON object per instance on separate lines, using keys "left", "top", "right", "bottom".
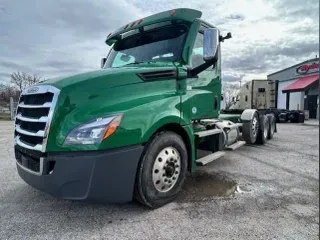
{"left": 134, "top": 131, "right": 188, "bottom": 208}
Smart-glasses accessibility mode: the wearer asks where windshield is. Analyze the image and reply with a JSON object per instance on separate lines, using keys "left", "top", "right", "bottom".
{"left": 103, "top": 24, "right": 189, "bottom": 68}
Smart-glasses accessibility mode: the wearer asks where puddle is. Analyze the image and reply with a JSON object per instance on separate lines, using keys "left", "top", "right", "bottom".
{"left": 177, "top": 172, "right": 237, "bottom": 202}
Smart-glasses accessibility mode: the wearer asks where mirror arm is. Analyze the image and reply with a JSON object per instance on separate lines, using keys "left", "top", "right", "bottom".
{"left": 101, "top": 57, "right": 107, "bottom": 69}
{"left": 188, "top": 54, "right": 218, "bottom": 78}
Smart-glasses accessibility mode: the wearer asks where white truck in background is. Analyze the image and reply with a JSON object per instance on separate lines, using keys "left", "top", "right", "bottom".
{"left": 231, "top": 79, "right": 276, "bottom": 110}
{"left": 223, "top": 79, "right": 305, "bottom": 123}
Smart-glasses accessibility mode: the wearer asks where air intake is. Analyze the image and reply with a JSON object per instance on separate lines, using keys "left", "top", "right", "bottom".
{"left": 137, "top": 69, "right": 177, "bottom": 81}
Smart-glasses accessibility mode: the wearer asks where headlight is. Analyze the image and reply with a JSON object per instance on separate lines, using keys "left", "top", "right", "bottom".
{"left": 63, "top": 114, "right": 122, "bottom": 146}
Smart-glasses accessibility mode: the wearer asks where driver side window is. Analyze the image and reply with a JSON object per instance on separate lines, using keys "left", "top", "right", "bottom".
{"left": 190, "top": 32, "right": 205, "bottom": 68}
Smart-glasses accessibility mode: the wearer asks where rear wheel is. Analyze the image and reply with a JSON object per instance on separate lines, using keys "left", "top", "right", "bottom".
{"left": 288, "top": 112, "right": 296, "bottom": 123}
{"left": 242, "top": 111, "right": 259, "bottom": 144}
{"left": 256, "top": 115, "right": 269, "bottom": 144}
{"left": 134, "top": 131, "right": 188, "bottom": 208}
{"left": 267, "top": 114, "right": 276, "bottom": 139}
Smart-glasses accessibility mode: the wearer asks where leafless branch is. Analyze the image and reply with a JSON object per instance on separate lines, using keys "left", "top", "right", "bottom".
{"left": 10, "top": 71, "right": 41, "bottom": 92}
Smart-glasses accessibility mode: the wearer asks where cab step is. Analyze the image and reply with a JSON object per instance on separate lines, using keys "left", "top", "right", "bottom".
{"left": 196, "top": 151, "right": 225, "bottom": 166}
{"left": 194, "top": 129, "right": 223, "bottom": 138}
{"left": 225, "top": 141, "right": 246, "bottom": 150}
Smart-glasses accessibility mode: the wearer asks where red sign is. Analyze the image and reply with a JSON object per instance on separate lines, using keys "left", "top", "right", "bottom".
{"left": 296, "top": 62, "right": 319, "bottom": 75}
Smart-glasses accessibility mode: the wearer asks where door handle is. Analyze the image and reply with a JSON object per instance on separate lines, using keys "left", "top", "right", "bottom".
{"left": 214, "top": 96, "right": 218, "bottom": 110}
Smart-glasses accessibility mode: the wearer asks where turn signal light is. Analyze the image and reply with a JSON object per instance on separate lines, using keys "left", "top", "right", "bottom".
{"left": 102, "top": 115, "right": 123, "bottom": 140}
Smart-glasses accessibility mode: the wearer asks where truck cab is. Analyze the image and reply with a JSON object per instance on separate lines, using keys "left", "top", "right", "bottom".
{"left": 230, "top": 80, "right": 277, "bottom": 110}
{"left": 14, "top": 8, "right": 275, "bottom": 208}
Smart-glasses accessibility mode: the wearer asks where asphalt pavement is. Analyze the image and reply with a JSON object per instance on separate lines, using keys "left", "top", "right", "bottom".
{"left": 0, "top": 121, "right": 319, "bottom": 240}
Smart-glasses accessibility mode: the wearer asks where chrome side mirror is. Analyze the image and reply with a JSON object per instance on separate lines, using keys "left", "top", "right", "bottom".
{"left": 203, "top": 28, "right": 219, "bottom": 62}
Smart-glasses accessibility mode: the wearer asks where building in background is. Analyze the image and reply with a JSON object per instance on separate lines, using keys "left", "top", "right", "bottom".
{"left": 267, "top": 57, "right": 319, "bottom": 119}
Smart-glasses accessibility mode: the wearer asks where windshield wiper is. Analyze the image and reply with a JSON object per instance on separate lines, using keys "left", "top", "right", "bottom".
{"left": 123, "top": 61, "right": 146, "bottom": 66}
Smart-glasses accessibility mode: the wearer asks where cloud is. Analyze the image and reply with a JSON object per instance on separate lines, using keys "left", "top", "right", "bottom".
{"left": 226, "top": 13, "right": 245, "bottom": 21}
{"left": 0, "top": 0, "right": 144, "bottom": 81}
{"left": 223, "top": 40, "right": 318, "bottom": 72}
{"left": 0, "top": 0, "right": 318, "bottom": 84}
{"left": 0, "top": 60, "right": 33, "bottom": 72}
{"left": 222, "top": 72, "right": 245, "bottom": 83}
{"left": 218, "top": 0, "right": 319, "bottom": 82}
{"left": 0, "top": 72, "right": 10, "bottom": 79}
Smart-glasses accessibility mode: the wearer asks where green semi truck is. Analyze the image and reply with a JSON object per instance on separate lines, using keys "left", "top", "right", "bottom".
{"left": 13, "top": 8, "right": 277, "bottom": 208}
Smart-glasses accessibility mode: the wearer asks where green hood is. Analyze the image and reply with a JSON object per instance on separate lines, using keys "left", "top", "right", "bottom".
{"left": 38, "top": 62, "right": 178, "bottom": 91}
{"left": 43, "top": 63, "right": 181, "bottom": 152}
{"left": 38, "top": 68, "right": 141, "bottom": 91}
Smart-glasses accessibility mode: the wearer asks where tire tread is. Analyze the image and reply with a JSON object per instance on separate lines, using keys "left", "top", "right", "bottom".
{"left": 134, "top": 131, "right": 187, "bottom": 209}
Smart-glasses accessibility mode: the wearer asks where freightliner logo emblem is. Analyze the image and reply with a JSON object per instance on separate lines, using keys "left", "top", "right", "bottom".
{"left": 26, "top": 87, "right": 39, "bottom": 94}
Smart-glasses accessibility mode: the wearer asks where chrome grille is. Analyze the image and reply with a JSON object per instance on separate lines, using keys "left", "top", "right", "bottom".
{"left": 14, "top": 85, "right": 60, "bottom": 153}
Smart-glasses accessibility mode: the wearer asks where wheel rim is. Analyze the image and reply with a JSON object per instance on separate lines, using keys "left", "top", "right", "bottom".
{"left": 152, "top": 147, "right": 181, "bottom": 193}
{"left": 252, "top": 117, "right": 259, "bottom": 137}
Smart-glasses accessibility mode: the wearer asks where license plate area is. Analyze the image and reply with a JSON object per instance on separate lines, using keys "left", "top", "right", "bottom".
{"left": 15, "top": 147, "right": 43, "bottom": 175}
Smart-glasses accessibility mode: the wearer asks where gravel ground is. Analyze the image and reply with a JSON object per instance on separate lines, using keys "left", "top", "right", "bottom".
{"left": 0, "top": 121, "right": 319, "bottom": 240}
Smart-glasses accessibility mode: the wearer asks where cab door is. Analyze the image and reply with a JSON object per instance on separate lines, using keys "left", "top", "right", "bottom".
{"left": 181, "top": 28, "right": 222, "bottom": 121}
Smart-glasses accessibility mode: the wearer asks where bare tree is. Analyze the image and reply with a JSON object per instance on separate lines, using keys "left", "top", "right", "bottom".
{"left": 10, "top": 71, "right": 41, "bottom": 92}
{"left": 222, "top": 83, "right": 240, "bottom": 110}
{"left": 0, "top": 83, "right": 20, "bottom": 104}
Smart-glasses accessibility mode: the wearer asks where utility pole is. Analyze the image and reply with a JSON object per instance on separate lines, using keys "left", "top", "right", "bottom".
{"left": 10, "top": 97, "right": 14, "bottom": 120}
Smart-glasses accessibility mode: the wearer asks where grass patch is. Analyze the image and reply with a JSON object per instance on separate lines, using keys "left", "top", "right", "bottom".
{"left": 0, "top": 113, "right": 11, "bottom": 121}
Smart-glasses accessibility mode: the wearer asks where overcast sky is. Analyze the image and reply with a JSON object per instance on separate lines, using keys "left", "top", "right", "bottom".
{"left": 0, "top": 0, "right": 319, "bottom": 85}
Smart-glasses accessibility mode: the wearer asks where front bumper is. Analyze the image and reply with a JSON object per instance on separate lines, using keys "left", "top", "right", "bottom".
{"left": 15, "top": 145, "right": 144, "bottom": 203}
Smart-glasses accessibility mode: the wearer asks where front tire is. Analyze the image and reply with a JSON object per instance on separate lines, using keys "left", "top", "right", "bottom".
{"left": 134, "top": 131, "right": 188, "bottom": 208}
